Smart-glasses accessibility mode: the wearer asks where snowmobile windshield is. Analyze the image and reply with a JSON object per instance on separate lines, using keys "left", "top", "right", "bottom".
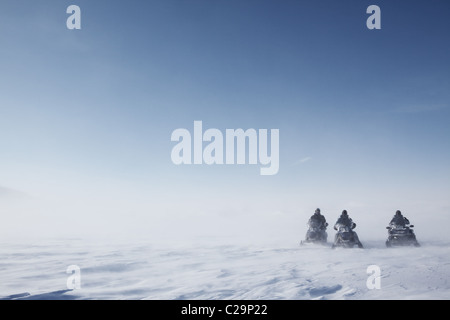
{"left": 336, "top": 224, "right": 350, "bottom": 233}
{"left": 309, "top": 219, "right": 322, "bottom": 229}
{"left": 390, "top": 223, "right": 408, "bottom": 230}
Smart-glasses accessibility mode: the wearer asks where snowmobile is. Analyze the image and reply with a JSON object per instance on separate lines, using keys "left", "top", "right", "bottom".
{"left": 300, "top": 219, "right": 328, "bottom": 246}
{"left": 385, "top": 224, "right": 420, "bottom": 247}
{"left": 331, "top": 224, "right": 363, "bottom": 249}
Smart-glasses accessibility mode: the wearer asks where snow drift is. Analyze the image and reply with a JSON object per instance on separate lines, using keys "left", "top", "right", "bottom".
{"left": 1, "top": 238, "right": 449, "bottom": 300}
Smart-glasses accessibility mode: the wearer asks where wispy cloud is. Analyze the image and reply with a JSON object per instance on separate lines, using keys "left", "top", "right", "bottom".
{"left": 293, "top": 157, "right": 312, "bottom": 166}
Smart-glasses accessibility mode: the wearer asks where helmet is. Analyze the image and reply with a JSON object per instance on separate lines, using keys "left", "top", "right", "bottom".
{"left": 315, "top": 208, "right": 321, "bottom": 214}
{"left": 396, "top": 210, "right": 402, "bottom": 216}
{"left": 342, "top": 210, "right": 348, "bottom": 216}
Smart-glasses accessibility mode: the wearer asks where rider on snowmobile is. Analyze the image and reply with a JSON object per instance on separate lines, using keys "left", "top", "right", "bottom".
{"left": 386, "top": 210, "right": 420, "bottom": 247}
{"left": 305, "top": 208, "right": 328, "bottom": 242}
{"left": 309, "top": 208, "right": 328, "bottom": 230}
{"left": 334, "top": 210, "right": 356, "bottom": 230}
{"left": 389, "top": 210, "right": 410, "bottom": 228}
{"left": 333, "top": 210, "right": 363, "bottom": 248}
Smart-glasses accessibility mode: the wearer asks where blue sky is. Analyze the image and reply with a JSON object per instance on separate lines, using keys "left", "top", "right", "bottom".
{"left": 1, "top": 0, "right": 449, "bottom": 241}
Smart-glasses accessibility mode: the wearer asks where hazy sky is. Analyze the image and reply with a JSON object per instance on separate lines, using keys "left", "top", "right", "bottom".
{"left": 1, "top": 0, "right": 449, "bottom": 243}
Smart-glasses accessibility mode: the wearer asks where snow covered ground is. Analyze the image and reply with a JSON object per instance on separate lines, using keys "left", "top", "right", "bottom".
{"left": 1, "top": 237, "right": 449, "bottom": 300}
